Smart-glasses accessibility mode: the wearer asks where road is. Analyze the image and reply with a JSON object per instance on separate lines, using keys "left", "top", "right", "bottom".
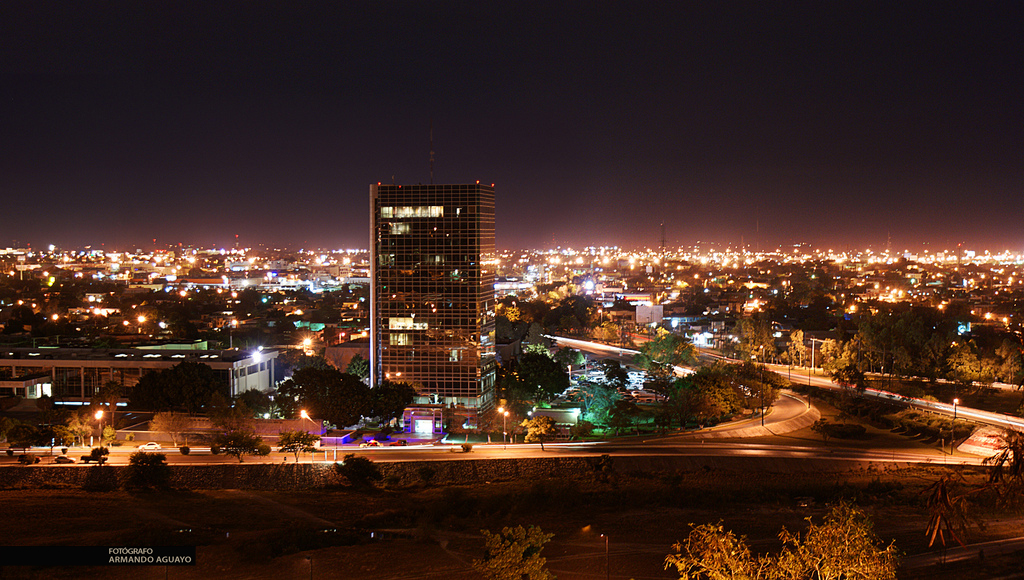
{"left": 786, "top": 364, "right": 1024, "bottom": 432}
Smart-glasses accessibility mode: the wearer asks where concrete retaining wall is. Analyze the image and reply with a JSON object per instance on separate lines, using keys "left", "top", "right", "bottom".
{"left": 0, "top": 454, "right": 904, "bottom": 491}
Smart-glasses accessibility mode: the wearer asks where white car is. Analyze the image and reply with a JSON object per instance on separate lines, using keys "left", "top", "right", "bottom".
{"left": 138, "top": 442, "right": 162, "bottom": 451}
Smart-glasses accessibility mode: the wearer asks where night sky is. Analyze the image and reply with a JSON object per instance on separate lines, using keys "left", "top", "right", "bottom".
{"left": 2, "top": 2, "right": 1022, "bottom": 252}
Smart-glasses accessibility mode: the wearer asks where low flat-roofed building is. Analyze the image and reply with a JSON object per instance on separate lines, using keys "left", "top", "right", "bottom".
{"left": 0, "top": 346, "right": 278, "bottom": 403}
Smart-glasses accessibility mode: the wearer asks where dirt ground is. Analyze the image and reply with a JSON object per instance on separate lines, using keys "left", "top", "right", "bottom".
{"left": 2, "top": 459, "right": 1023, "bottom": 580}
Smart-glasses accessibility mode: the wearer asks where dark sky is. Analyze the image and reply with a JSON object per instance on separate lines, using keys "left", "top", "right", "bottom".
{"left": 2, "top": 2, "right": 1022, "bottom": 252}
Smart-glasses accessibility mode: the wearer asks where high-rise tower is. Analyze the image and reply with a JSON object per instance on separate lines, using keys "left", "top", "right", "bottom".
{"left": 369, "top": 183, "right": 496, "bottom": 409}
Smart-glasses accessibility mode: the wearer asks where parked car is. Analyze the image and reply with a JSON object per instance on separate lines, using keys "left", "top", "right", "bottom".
{"left": 17, "top": 454, "right": 40, "bottom": 465}
{"left": 387, "top": 440, "right": 408, "bottom": 446}
{"left": 138, "top": 442, "right": 162, "bottom": 450}
{"left": 53, "top": 455, "right": 76, "bottom": 464}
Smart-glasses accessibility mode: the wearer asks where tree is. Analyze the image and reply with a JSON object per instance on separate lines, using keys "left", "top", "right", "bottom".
{"left": 0, "top": 417, "right": 19, "bottom": 443}
{"left": 635, "top": 329, "right": 697, "bottom": 373}
{"left": 923, "top": 474, "right": 971, "bottom": 548}
{"left": 523, "top": 343, "right": 553, "bottom": 358}
{"left": 787, "top": 329, "right": 807, "bottom": 367}
{"left": 664, "top": 521, "right": 759, "bottom": 580}
{"left": 472, "top": 525, "right": 555, "bottom": 580}
{"left": 371, "top": 380, "right": 416, "bottom": 426}
{"left": 6, "top": 424, "right": 41, "bottom": 450}
{"left": 345, "top": 354, "right": 370, "bottom": 379}
{"left": 773, "top": 502, "right": 899, "bottom": 580}
{"left": 130, "top": 361, "right": 226, "bottom": 414}
{"left": 213, "top": 430, "right": 263, "bottom": 463}
{"left": 101, "top": 425, "right": 116, "bottom": 445}
{"left": 608, "top": 399, "right": 641, "bottom": 435}
{"left": 665, "top": 502, "right": 898, "bottom": 580}
{"left": 521, "top": 416, "right": 558, "bottom": 450}
{"left": 236, "top": 389, "right": 272, "bottom": 418}
{"left": 278, "top": 430, "right": 320, "bottom": 462}
{"left": 985, "top": 428, "right": 1024, "bottom": 505}
{"left": 811, "top": 418, "right": 831, "bottom": 443}
{"left": 335, "top": 454, "right": 382, "bottom": 487}
{"left": 571, "top": 379, "right": 620, "bottom": 424}
{"left": 277, "top": 366, "right": 372, "bottom": 427}
{"left": 124, "top": 451, "right": 171, "bottom": 489}
{"left": 600, "top": 358, "right": 629, "bottom": 390}
{"left": 151, "top": 412, "right": 192, "bottom": 447}
{"left": 66, "top": 413, "right": 93, "bottom": 447}
{"left": 208, "top": 393, "right": 254, "bottom": 433}
{"left": 518, "top": 352, "right": 570, "bottom": 401}
{"left": 92, "top": 380, "right": 123, "bottom": 430}
{"left": 947, "top": 340, "right": 995, "bottom": 392}
{"left": 553, "top": 347, "right": 585, "bottom": 370}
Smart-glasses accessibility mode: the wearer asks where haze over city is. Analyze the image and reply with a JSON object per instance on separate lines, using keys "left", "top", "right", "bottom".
{"left": 3, "top": 2, "right": 1022, "bottom": 251}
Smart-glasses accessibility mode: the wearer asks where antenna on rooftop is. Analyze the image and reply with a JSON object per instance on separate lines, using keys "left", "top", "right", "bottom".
{"left": 660, "top": 222, "right": 666, "bottom": 253}
{"left": 429, "top": 120, "right": 435, "bottom": 185}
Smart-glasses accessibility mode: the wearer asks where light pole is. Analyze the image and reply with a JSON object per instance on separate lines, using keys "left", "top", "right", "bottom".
{"left": 498, "top": 407, "right": 509, "bottom": 449}
{"left": 953, "top": 398, "right": 959, "bottom": 422}
{"left": 808, "top": 337, "right": 822, "bottom": 385}
{"left": 300, "top": 409, "right": 318, "bottom": 463}
{"left": 600, "top": 533, "right": 609, "bottom": 580}
{"left": 93, "top": 409, "right": 104, "bottom": 447}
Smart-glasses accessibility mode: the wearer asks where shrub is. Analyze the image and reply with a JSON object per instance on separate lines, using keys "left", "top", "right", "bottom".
{"left": 210, "top": 445, "right": 221, "bottom": 455}
{"left": 335, "top": 454, "right": 382, "bottom": 487}
{"left": 60, "top": 448, "right": 68, "bottom": 455}
{"left": 179, "top": 446, "right": 190, "bottom": 455}
{"left": 6, "top": 449, "right": 13, "bottom": 457}
{"left": 125, "top": 433, "right": 135, "bottom": 442}
{"left": 461, "top": 443, "right": 474, "bottom": 453}
{"left": 825, "top": 423, "right": 867, "bottom": 439}
{"left": 124, "top": 451, "right": 171, "bottom": 489}
{"left": 257, "top": 443, "right": 271, "bottom": 456}
{"left": 417, "top": 465, "right": 436, "bottom": 485}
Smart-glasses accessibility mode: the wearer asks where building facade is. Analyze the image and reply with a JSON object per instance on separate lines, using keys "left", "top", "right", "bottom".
{"left": 370, "top": 183, "right": 496, "bottom": 410}
{"left": 0, "top": 347, "right": 277, "bottom": 402}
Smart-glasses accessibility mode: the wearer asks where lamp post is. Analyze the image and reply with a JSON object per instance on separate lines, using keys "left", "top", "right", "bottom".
{"left": 300, "top": 409, "right": 318, "bottom": 463}
{"left": 953, "top": 398, "right": 959, "bottom": 422}
{"left": 93, "top": 409, "right": 104, "bottom": 447}
{"left": 600, "top": 533, "right": 610, "bottom": 580}
{"left": 498, "top": 407, "right": 510, "bottom": 449}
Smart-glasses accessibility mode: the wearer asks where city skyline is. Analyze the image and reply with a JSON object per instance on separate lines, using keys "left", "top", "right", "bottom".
{"left": 2, "top": 2, "right": 1022, "bottom": 251}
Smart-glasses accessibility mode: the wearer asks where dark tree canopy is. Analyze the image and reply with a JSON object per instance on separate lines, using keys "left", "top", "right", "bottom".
{"left": 371, "top": 380, "right": 416, "bottom": 425}
{"left": 129, "top": 361, "right": 226, "bottom": 414}
{"left": 277, "top": 366, "right": 371, "bottom": 428}
{"left": 518, "top": 352, "right": 570, "bottom": 401}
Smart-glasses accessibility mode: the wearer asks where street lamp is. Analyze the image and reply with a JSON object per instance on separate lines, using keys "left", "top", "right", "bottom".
{"left": 952, "top": 398, "right": 959, "bottom": 421}
{"left": 93, "top": 409, "right": 104, "bottom": 447}
{"left": 600, "top": 533, "right": 610, "bottom": 580}
{"left": 498, "top": 406, "right": 510, "bottom": 449}
{"left": 300, "top": 409, "right": 319, "bottom": 463}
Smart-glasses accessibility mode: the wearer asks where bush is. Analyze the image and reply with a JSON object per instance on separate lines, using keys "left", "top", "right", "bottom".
{"left": 461, "top": 443, "right": 474, "bottom": 453}
{"left": 124, "top": 451, "right": 171, "bottom": 489}
{"left": 257, "top": 443, "right": 271, "bottom": 456}
{"left": 825, "top": 423, "right": 867, "bottom": 439}
{"left": 417, "top": 465, "right": 436, "bottom": 485}
{"left": 125, "top": 433, "right": 135, "bottom": 442}
{"left": 210, "top": 445, "right": 221, "bottom": 455}
{"left": 60, "top": 448, "right": 68, "bottom": 455}
{"left": 335, "top": 454, "right": 382, "bottom": 487}
{"left": 179, "top": 446, "right": 190, "bottom": 455}
{"left": 6, "top": 449, "right": 13, "bottom": 457}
